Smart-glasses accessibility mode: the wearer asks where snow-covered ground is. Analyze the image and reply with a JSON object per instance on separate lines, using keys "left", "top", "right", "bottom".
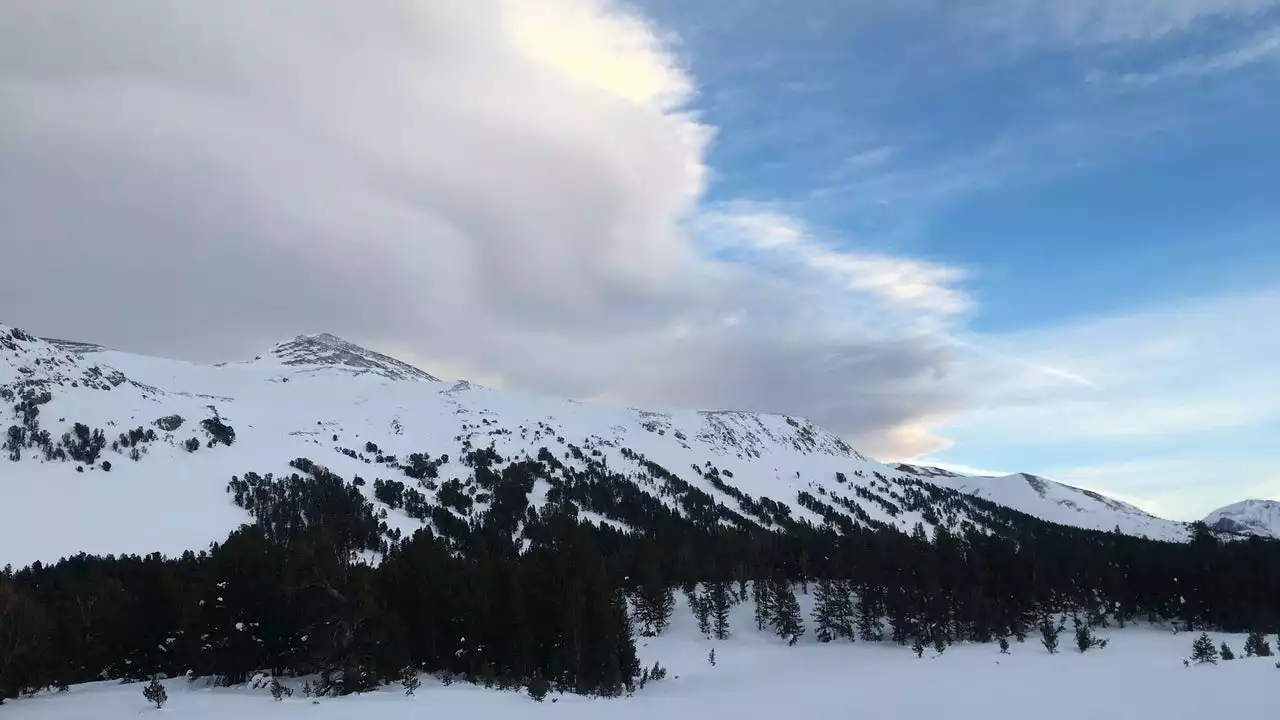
{"left": 5, "top": 595, "right": 1272, "bottom": 719}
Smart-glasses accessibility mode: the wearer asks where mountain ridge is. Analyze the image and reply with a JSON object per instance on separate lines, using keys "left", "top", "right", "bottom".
{"left": 1, "top": 322, "right": 1251, "bottom": 567}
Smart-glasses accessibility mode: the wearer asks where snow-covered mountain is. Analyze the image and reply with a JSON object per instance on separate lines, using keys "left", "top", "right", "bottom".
{"left": 1203, "top": 499, "right": 1280, "bottom": 538}
{"left": 1, "top": 324, "right": 1197, "bottom": 566}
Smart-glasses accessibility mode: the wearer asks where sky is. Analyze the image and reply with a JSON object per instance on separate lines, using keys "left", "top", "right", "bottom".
{"left": 1, "top": 0, "right": 1277, "bottom": 520}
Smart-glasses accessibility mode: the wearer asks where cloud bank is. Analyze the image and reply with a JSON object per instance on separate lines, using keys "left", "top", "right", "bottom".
{"left": 0, "top": 0, "right": 970, "bottom": 458}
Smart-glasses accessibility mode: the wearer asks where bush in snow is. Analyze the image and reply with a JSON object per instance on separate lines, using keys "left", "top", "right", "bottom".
{"left": 142, "top": 676, "right": 167, "bottom": 709}
{"left": 400, "top": 666, "right": 421, "bottom": 696}
{"left": 269, "top": 676, "right": 293, "bottom": 701}
{"left": 527, "top": 670, "right": 550, "bottom": 702}
{"left": 1040, "top": 617, "right": 1061, "bottom": 654}
{"left": 1074, "top": 618, "right": 1107, "bottom": 652}
{"left": 154, "top": 415, "right": 184, "bottom": 432}
{"left": 1244, "top": 631, "right": 1272, "bottom": 657}
{"left": 1220, "top": 643, "right": 1235, "bottom": 661}
{"left": 201, "top": 417, "right": 236, "bottom": 447}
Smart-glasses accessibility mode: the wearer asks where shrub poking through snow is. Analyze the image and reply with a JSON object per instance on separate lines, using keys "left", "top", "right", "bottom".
{"left": 143, "top": 676, "right": 167, "bottom": 709}
{"left": 1244, "top": 631, "right": 1272, "bottom": 657}
{"left": 400, "top": 666, "right": 421, "bottom": 696}
{"left": 527, "top": 670, "right": 550, "bottom": 702}
{"left": 269, "top": 676, "right": 292, "bottom": 701}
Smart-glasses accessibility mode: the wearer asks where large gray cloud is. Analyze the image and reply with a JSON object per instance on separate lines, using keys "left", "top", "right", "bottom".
{"left": 0, "top": 0, "right": 969, "bottom": 458}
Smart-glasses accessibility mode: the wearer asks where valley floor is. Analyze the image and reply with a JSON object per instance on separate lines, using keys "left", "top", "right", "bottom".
{"left": 7, "top": 620, "right": 1271, "bottom": 719}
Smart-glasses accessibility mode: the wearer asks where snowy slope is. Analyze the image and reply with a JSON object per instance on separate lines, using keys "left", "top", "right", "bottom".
{"left": 1, "top": 324, "right": 1195, "bottom": 566}
{"left": 1204, "top": 500, "right": 1280, "bottom": 538}
{"left": 4, "top": 592, "right": 1273, "bottom": 720}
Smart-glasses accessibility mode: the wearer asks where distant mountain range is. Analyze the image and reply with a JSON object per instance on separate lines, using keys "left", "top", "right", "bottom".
{"left": 1, "top": 323, "right": 1267, "bottom": 567}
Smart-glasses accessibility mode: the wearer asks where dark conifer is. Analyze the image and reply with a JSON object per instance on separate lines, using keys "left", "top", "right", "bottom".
{"left": 1191, "top": 633, "right": 1218, "bottom": 664}
{"left": 143, "top": 676, "right": 167, "bottom": 709}
{"left": 633, "top": 553, "right": 675, "bottom": 637}
{"left": 1073, "top": 617, "right": 1103, "bottom": 652}
{"left": 527, "top": 670, "right": 550, "bottom": 702}
{"left": 1039, "top": 617, "right": 1060, "bottom": 655}
{"left": 1244, "top": 631, "right": 1272, "bottom": 657}
{"left": 400, "top": 666, "right": 421, "bottom": 696}
{"left": 269, "top": 676, "right": 293, "bottom": 701}
{"left": 812, "top": 577, "right": 854, "bottom": 642}
{"left": 752, "top": 579, "right": 771, "bottom": 632}
{"left": 708, "top": 581, "right": 732, "bottom": 640}
{"left": 770, "top": 579, "right": 805, "bottom": 646}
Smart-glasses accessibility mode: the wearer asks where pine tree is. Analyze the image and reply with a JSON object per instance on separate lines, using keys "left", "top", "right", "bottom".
{"left": 400, "top": 666, "right": 421, "bottom": 696}
{"left": 269, "top": 676, "right": 293, "bottom": 701}
{"left": 527, "top": 669, "right": 550, "bottom": 702}
{"left": 770, "top": 579, "right": 805, "bottom": 646}
{"left": 633, "top": 556, "right": 675, "bottom": 637}
{"left": 998, "top": 636, "right": 1010, "bottom": 654}
{"left": 690, "top": 588, "right": 712, "bottom": 638}
{"left": 752, "top": 579, "right": 771, "bottom": 632}
{"left": 912, "top": 637, "right": 925, "bottom": 658}
{"left": 855, "top": 585, "right": 882, "bottom": 642}
{"left": 1244, "top": 631, "right": 1273, "bottom": 657}
{"left": 1039, "top": 617, "right": 1060, "bottom": 655}
{"left": 932, "top": 633, "right": 947, "bottom": 655}
{"left": 707, "top": 582, "right": 732, "bottom": 640}
{"left": 1074, "top": 617, "right": 1103, "bottom": 652}
{"left": 1220, "top": 642, "right": 1235, "bottom": 661}
{"left": 143, "top": 676, "right": 167, "bottom": 709}
{"left": 708, "top": 648, "right": 716, "bottom": 666}
{"left": 1191, "top": 632, "right": 1218, "bottom": 664}
{"left": 812, "top": 577, "right": 854, "bottom": 643}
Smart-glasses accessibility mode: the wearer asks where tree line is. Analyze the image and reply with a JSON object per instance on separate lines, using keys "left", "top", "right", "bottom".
{"left": 3, "top": 447, "right": 1279, "bottom": 702}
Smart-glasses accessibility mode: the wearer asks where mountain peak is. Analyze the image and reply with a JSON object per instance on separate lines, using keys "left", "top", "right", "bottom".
{"left": 1204, "top": 499, "right": 1280, "bottom": 538}
{"left": 269, "top": 332, "right": 440, "bottom": 383}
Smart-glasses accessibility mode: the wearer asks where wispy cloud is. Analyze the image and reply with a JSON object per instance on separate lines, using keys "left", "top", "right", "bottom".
{"left": 694, "top": 202, "right": 971, "bottom": 320}
{"left": 1043, "top": 457, "right": 1280, "bottom": 520}
{"left": 929, "top": 289, "right": 1280, "bottom": 517}
{"left": 969, "top": 0, "right": 1280, "bottom": 47}
{"left": 1091, "top": 24, "right": 1280, "bottom": 87}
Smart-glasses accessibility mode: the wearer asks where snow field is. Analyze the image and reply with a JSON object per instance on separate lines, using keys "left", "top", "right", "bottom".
{"left": 6, "top": 594, "right": 1272, "bottom": 720}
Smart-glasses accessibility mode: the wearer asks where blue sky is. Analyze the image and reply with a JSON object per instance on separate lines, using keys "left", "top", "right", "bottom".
{"left": 637, "top": 0, "right": 1280, "bottom": 518}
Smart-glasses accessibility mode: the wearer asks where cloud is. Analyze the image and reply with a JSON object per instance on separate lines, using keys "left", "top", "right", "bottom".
{"left": 942, "top": 289, "right": 1280, "bottom": 442}
{"left": 1091, "top": 25, "right": 1280, "bottom": 87}
{"left": 0, "top": 0, "right": 967, "bottom": 459}
{"left": 1043, "top": 457, "right": 1280, "bottom": 520}
{"left": 695, "top": 203, "right": 971, "bottom": 322}
{"left": 927, "top": 289, "right": 1280, "bottom": 517}
{"left": 969, "top": 0, "right": 1280, "bottom": 47}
